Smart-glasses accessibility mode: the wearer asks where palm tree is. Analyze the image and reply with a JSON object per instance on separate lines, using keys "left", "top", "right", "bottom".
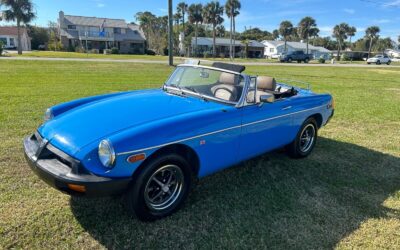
{"left": 279, "top": 21, "right": 293, "bottom": 54}
{"left": 225, "top": 0, "right": 241, "bottom": 60}
{"left": 333, "top": 23, "right": 350, "bottom": 60}
{"left": 365, "top": 26, "right": 380, "bottom": 59}
{"left": 174, "top": 12, "right": 182, "bottom": 27}
{"left": 188, "top": 3, "right": 203, "bottom": 56}
{"left": 0, "top": 0, "right": 36, "bottom": 55}
{"left": 297, "top": 16, "right": 317, "bottom": 54}
{"left": 347, "top": 26, "right": 357, "bottom": 45}
{"left": 177, "top": 2, "right": 188, "bottom": 33}
{"left": 216, "top": 25, "right": 225, "bottom": 37}
{"left": 203, "top": 1, "right": 224, "bottom": 58}
{"left": 272, "top": 29, "right": 280, "bottom": 40}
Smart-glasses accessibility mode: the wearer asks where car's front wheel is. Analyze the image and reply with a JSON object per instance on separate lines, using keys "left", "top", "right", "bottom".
{"left": 286, "top": 118, "right": 318, "bottom": 158}
{"left": 387, "top": 61, "right": 391, "bottom": 65}
{"left": 376, "top": 60, "right": 381, "bottom": 65}
{"left": 126, "top": 154, "right": 192, "bottom": 221}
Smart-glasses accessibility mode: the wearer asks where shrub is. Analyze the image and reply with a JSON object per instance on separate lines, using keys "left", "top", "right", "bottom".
{"left": 111, "top": 47, "right": 119, "bottom": 54}
{"left": 0, "top": 41, "right": 3, "bottom": 56}
{"left": 75, "top": 46, "right": 85, "bottom": 53}
{"left": 219, "top": 53, "right": 225, "bottom": 59}
{"left": 318, "top": 57, "right": 326, "bottom": 64}
{"left": 145, "top": 49, "right": 156, "bottom": 55}
{"left": 203, "top": 51, "right": 211, "bottom": 58}
{"left": 68, "top": 44, "right": 75, "bottom": 52}
{"left": 341, "top": 53, "right": 351, "bottom": 61}
{"left": 89, "top": 49, "right": 99, "bottom": 54}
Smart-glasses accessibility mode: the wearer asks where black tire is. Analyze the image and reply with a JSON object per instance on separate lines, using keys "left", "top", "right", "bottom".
{"left": 286, "top": 117, "right": 318, "bottom": 158}
{"left": 387, "top": 61, "right": 391, "bottom": 65}
{"left": 367, "top": 62, "right": 371, "bottom": 65}
{"left": 126, "top": 154, "right": 192, "bottom": 221}
{"left": 304, "top": 58, "right": 309, "bottom": 63}
{"left": 376, "top": 60, "right": 381, "bottom": 65}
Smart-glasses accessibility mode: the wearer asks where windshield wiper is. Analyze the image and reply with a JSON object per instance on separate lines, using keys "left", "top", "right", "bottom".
{"left": 181, "top": 86, "right": 208, "bottom": 102}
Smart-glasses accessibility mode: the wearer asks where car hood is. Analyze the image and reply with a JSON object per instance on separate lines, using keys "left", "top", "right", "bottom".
{"left": 39, "top": 89, "right": 221, "bottom": 156}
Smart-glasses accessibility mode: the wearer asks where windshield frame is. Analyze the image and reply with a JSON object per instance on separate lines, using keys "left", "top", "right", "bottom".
{"left": 163, "top": 64, "right": 250, "bottom": 107}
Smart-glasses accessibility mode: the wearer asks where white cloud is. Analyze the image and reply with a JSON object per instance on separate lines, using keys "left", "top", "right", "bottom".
{"left": 97, "top": 3, "right": 105, "bottom": 8}
{"left": 343, "top": 8, "right": 355, "bottom": 14}
{"left": 384, "top": 0, "right": 400, "bottom": 7}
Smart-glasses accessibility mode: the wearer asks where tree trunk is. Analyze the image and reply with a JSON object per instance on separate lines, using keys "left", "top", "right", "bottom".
{"left": 195, "top": 23, "right": 198, "bottom": 57}
{"left": 182, "top": 13, "right": 185, "bottom": 34}
{"left": 284, "top": 39, "right": 287, "bottom": 53}
{"left": 213, "top": 24, "right": 216, "bottom": 58}
{"left": 306, "top": 34, "right": 309, "bottom": 54}
{"left": 229, "top": 14, "right": 233, "bottom": 60}
{"left": 368, "top": 37, "right": 373, "bottom": 59}
{"left": 17, "top": 19, "right": 22, "bottom": 55}
{"left": 233, "top": 17, "right": 236, "bottom": 60}
{"left": 337, "top": 39, "right": 341, "bottom": 60}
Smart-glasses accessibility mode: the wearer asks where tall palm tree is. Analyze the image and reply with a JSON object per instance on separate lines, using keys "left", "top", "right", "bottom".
{"left": 297, "top": 16, "right": 317, "bottom": 54}
{"left": 203, "top": 1, "right": 224, "bottom": 58}
{"left": 0, "top": 0, "right": 36, "bottom": 55}
{"left": 177, "top": 2, "right": 188, "bottom": 33}
{"left": 347, "top": 26, "right": 357, "bottom": 45}
{"left": 174, "top": 12, "right": 182, "bottom": 27}
{"left": 365, "top": 26, "right": 380, "bottom": 59}
{"left": 225, "top": 0, "right": 241, "bottom": 60}
{"left": 279, "top": 20, "right": 293, "bottom": 54}
{"left": 333, "top": 23, "right": 350, "bottom": 60}
{"left": 188, "top": 3, "right": 203, "bottom": 56}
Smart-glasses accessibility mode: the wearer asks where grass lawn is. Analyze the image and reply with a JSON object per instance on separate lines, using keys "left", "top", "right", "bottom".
{"left": 0, "top": 60, "right": 399, "bottom": 249}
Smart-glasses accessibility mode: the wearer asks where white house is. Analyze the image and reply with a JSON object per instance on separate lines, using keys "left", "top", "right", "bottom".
{"left": 262, "top": 40, "right": 331, "bottom": 60}
{"left": 0, "top": 26, "right": 31, "bottom": 50}
{"left": 385, "top": 49, "right": 400, "bottom": 58}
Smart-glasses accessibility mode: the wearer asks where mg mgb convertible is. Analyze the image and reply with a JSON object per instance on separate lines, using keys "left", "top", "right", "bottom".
{"left": 24, "top": 62, "right": 334, "bottom": 221}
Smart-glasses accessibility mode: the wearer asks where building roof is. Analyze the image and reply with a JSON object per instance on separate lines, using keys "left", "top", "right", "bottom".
{"left": 0, "top": 26, "right": 29, "bottom": 37}
{"left": 63, "top": 15, "right": 128, "bottom": 28}
{"left": 262, "top": 40, "right": 331, "bottom": 53}
{"left": 192, "top": 37, "right": 265, "bottom": 48}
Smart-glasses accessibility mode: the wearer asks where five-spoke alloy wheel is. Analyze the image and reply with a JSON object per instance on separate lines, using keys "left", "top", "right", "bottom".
{"left": 126, "top": 154, "right": 192, "bottom": 221}
{"left": 286, "top": 117, "right": 318, "bottom": 158}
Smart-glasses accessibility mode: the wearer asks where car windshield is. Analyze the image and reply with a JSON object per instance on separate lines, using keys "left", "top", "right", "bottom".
{"left": 164, "top": 66, "right": 244, "bottom": 104}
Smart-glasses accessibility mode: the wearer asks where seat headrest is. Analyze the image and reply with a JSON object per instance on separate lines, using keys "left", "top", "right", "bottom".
{"left": 257, "top": 76, "right": 276, "bottom": 91}
{"left": 219, "top": 72, "right": 236, "bottom": 85}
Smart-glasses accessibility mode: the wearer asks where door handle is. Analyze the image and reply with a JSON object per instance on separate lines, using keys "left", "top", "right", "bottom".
{"left": 282, "top": 106, "right": 292, "bottom": 110}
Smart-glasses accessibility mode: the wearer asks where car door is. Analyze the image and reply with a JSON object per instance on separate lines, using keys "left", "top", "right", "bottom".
{"left": 237, "top": 79, "right": 297, "bottom": 162}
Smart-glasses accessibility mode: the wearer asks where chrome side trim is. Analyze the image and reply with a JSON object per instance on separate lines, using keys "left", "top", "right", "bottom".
{"left": 116, "top": 104, "right": 326, "bottom": 156}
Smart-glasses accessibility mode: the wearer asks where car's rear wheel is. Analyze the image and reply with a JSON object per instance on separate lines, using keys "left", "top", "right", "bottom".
{"left": 286, "top": 118, "right": 318, "bottom": 158}
{"left": 376, "top": 60, "right": 381, "bottom": 65}
{"left": 126, "top": 154, "right": 192, "bottom": 221}
{"left": 387, "top": 61, "right": 391, "bottom": 65}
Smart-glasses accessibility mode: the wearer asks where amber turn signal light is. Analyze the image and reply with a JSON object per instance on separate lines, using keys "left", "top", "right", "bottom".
{"left": 67, "top": 184, "right": 86, "bottom": 193}
{"left": 127, "top": 153, "right": 146, "bottom": 163}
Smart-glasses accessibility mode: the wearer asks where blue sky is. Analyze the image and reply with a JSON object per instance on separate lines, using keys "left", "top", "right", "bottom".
{"left": 1, "top": 0, "right": 399, "bottom": 40}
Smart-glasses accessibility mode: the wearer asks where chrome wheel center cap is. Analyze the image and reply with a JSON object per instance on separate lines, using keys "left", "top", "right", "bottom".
{"left": 162, "top": 185, "right": 169, "bottom": 193}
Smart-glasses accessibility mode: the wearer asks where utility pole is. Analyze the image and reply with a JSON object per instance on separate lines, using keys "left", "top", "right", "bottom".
{"left": 168, "top": 0, "right": 173, "bottom": 66}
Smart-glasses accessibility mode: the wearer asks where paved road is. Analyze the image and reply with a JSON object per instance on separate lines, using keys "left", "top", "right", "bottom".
{"left": 1, "top": 56, "right": 399, "bottom": 68}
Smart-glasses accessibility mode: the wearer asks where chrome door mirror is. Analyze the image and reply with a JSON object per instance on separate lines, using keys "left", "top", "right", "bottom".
{"left": 260, "top": 94, "right": 275, "bottom": 103}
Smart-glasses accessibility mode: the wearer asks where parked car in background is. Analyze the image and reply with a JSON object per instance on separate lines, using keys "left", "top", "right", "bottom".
{"left": 367, "top": 54, "right": 391, "bottom": 65}
{"left": 24, "top": 62, "right": 334, "bottom": 221}
{"left": 280, "top": 51, "right": 313, "bottom": 63}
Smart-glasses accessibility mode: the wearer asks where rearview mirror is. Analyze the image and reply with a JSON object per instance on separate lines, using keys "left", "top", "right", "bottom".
{"left": 260, "top": 94, "right": 275, "bottom": 103}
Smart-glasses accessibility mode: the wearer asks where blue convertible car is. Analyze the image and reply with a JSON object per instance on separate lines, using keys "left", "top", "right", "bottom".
{"left": 24, "top": 62, "right": 334, "bottom": 221}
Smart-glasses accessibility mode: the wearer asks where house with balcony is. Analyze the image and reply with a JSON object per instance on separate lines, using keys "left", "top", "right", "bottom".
{"left": 58, "top": 11, "right": 146, "bottom": 54}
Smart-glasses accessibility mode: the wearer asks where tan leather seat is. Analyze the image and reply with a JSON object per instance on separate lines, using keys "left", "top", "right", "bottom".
{"left": 247, "top": 76, "right": 276, "bottom": 103}
{"left": 211, "top": 72, "right": 238, "bottom": 101}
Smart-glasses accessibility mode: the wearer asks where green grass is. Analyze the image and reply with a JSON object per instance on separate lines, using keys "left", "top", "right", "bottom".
{"left": 0, "top": 60, "right": 399, "bottom": 249}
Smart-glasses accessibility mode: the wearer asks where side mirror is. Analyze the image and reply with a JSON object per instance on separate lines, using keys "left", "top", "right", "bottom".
{"left": 260, "top": 94, "right": 275, "bottom": 103}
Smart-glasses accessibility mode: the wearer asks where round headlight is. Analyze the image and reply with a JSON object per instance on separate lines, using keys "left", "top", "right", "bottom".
{"left": 98, "top": 139, "right": 116, "bottom": 168}
{"left": 44, "top": 108, "right": 53, "bottom": 122}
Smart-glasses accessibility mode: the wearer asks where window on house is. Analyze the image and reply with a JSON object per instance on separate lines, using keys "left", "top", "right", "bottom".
{"left": 114, "top": 28, "right": 121, "bottom": 34}
{"left": 0, "top": 37, "right": 7, "bottom": 46}
{"left": 270, "top": 48, "right": 274, "bottom": 52}
{"left": 68, "top": 25, "right": 76, "bottom": 30}
{"left": 133, "top": 30, "right": 138, "bottom": 34}
{"left": 9, "top": 38, "right": 15, "bottom": 46}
